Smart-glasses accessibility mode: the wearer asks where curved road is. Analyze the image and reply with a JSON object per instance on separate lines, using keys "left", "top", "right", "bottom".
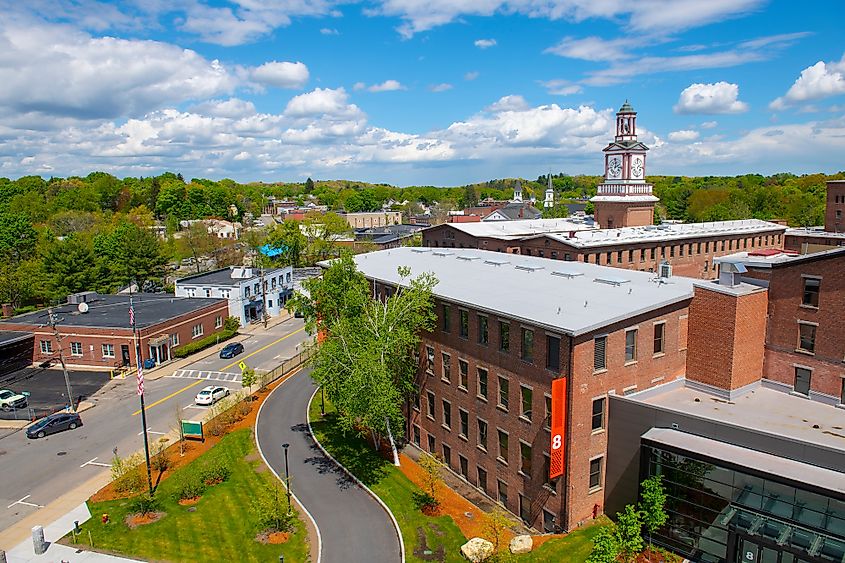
{"left": 256, "top": 368, "right": 401, "bottom": 563}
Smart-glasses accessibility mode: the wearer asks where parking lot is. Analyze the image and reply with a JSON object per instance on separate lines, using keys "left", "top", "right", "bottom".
{"left": 0, "top": 367, "right": 111, "bottom": 420}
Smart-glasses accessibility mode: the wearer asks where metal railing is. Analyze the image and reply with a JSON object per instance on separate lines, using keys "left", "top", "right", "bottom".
{"left": 254, "top": 340, "right": 316, "bottom": 389}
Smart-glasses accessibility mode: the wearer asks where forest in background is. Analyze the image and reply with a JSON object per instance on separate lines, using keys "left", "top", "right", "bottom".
{"left": 1, "top": 170, "right": 842, "bottom": 312}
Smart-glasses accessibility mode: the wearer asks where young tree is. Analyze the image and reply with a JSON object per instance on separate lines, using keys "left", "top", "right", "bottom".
{"left": 615, "top": 504, "right": 644, "bottom": 563}
{"left": 178, "top": 222, "right": 220, "bottom": 273}
{"left": 483, "top": 508, "right": 513, "bottom": 553}
{"left": 639, "top": 475, "right": 668, "bottom": 559}
{"left": 587, "top": 524, "right": 620, "bottom": 563}
{"left": 241, "top": 366, "right": 257, "bottom": 395}
{"left": 252, "top": 480, "right": 295, "bottom": 532}
{"left": 417, "top": 453, "right": 443, "bottom": 506}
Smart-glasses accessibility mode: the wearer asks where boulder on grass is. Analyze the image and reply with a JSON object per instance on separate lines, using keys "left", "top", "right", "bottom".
{"left": 509, "top": 534, "right": 533, "bottom": 554}
{"left": 460, "top": 537, "right": 494, "bottom": 562}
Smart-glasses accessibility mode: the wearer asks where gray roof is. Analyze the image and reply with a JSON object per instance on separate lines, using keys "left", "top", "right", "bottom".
{"left": 0, "top": 331, "right": 32, "bottom": 346}
{"left": 0, "top": 294, "right": 225, "bottom": 330}
{"left": 642, "top": 427, "right": 844, "bottom": 495}
{"left": 631, "top": 381, "right": 845, "bottom": 454}
{"left": 715, "top": 246, "right": 845, "bottom": 268}
{"left": 176, "top": 266, "right": 287, "bottom": 287}
{"left": 483, "top": 203, "right": 543, "bottom": 221}
{"left": 349, "top": 247, "right": 696, "bottom": 336}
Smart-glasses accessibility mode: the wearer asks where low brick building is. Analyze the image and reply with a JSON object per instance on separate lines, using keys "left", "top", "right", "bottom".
{"left": 423, "top": 218, "right": 598, "bottom": 253}
{"left": 341, "top": 211, "right": 402, "bottom": 229}
{"left": 784, "top": 180, "right": 845, "bottom": 252}
{"left": 716, "top": 247, "right": 845, "bottom": 404}
{"left": 0, "top": 292, "right": 228, "bottom": 370}
{"left": 352, "top": 247, "right": 696, "bottom": 532}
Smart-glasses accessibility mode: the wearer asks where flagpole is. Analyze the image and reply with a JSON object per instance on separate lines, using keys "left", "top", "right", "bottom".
{"left": 130, "top": 287, "right": 154, "bottom": 497}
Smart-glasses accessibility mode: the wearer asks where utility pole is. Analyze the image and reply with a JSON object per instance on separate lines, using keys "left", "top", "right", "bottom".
{"left": 129, "top": 287, "right": 154, "bottom": 497}
{"left": 46, "top": 309, "right": 75, "bottom": 412}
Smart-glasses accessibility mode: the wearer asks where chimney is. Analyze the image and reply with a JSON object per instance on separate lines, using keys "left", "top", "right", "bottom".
{"left": 718, "top": 261, "right": 746, "bottom": 288}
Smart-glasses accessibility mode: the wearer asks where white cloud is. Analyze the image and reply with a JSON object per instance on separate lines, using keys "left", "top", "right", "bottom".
{"left": 430, "top": 83, "right": 453, "bottom": 92}
{"left": 250, "top": 61, "right": 310, "bottom": 89}
{"left": 668, "top": 129, "right": 700, "bottom": 142}
{"left": 474, "top": 38, "right": 496, "bottom": 49}
{"left": 284, "top": 88, "right": 361, "bottom": 118}
{"left": 701, "top": 120, "right": 718, "bottom": 129}
{"left": 770, "top": 53, "right": 845, "bottom": 110}
{"left": 0, "top": 19, "right": 236, "bottom": 122}
{"left": 190, "top": 98, "right": 257, "bottom": 119}
{"left": 368, "top": 80, "right": 406, "bottom": 92}
{"left": 320, "top": 27, "right": 340, "bottom": 35}
{"left": 485, "top": 95, "right": 530, "bottom": 113}
{"left": 544, "top": 36, "right": 640, "bottom": 62}
{"left": 353, "top": 82, "right": 366, "bottom": 91}
{"left": 539, "top": 79, "right": 582, "bottom": 95}
{"left": 674, "top": 82, "right": 749, "bottom": 114}
{"left": 464, "top": 71, "right": 480, "bottom": 81}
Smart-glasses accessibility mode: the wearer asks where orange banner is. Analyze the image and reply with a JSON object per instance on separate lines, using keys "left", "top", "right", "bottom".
{"left": 549, "top": 377, "right": 567, "bottom": 480}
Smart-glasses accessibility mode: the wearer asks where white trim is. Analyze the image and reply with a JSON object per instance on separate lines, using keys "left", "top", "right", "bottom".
{"left": 306, "top": 387, "right": 406, "bottom": 563}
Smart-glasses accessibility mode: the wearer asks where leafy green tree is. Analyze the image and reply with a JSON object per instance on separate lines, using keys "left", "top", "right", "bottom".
{"left": 94, "top": 221, "right": 167, "bottom": 290}
{"left": 639, "top": 475, "right": 668, "bottom": 559}
{"left": 44, "top": 235, "right": 99, "bottom": 301}
{"left": 0, "top": 213, "right": 37, "bottom": 262}
{"left": 252, "top": 481, "right": 296, "bottom": 532}
{"left": 587, "top": 524, "right": 620, "bottom": 563}
{"left": 302, "top": 211, "right": 351, "bottom": 262}
{"left": 266, "top": 220, "right": 307, "bottom": 267}
{"left": 0, "top": 259, "right": 41, "bottom": 308}
{"left": 304, "top": 177, "right": 315, "bottom": 193}
{"left": 615, "top": 504, "right": 644, "bottom": 563}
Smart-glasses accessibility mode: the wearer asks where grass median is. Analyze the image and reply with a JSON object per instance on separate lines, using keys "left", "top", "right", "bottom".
{"left": 66, "top": 428, "right": 310, "bottom": 563}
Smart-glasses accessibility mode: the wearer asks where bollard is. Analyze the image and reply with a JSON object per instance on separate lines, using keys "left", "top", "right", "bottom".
{"left": 32, "top": 525, "right": 47, "bottom": 555}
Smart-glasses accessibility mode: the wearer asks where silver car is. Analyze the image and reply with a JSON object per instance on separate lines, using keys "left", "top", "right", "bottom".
{"left": 194, "top": 385, "right": 229, "bottom": 406}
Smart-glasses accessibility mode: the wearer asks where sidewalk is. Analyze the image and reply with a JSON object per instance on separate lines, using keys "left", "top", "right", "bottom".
{"left": 4, "top": 503, "right": 141, "bottom": 563}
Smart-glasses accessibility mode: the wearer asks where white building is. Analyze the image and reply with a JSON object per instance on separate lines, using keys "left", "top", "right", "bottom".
{"left": 175, "top": 266, "right": 293, "bottom": 327}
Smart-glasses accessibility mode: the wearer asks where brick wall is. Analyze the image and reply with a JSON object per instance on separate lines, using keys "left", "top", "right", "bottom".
{"left": 686, "top": 284, "right": 767, "bottom": 391}
{"left": 594, "top": 200, "right": 654, "bottom": 229}
{"left": 761, "top": 252, "right": 845, "bottom": 400}
{"left": 824, "top": 180, "right": 845, "bottom": 233}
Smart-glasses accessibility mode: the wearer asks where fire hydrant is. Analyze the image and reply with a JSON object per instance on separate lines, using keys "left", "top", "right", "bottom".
{"left": 101, "top": 513, "right": 109, "bottom": 524}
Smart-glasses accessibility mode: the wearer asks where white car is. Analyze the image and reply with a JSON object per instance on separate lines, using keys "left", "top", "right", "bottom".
{"left": 0, "top": 389, "right": 28, "bottom": 411}
{"left": 195, "top": 385, "right": 229, "bottom": 406}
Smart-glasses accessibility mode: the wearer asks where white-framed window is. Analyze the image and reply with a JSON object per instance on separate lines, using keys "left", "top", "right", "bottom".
{"left": 40, "top": 340, "right": 52, "bottom": 354}
{"left": 215, "top": 315, "right": 223, "bottom": 328}
{"left": 70, "top": 342, "right": 83, "bottom": 356}
{"left": 187, "top": 288, "right": 196, "bottom": 298}
{"left": 192, "top": 324, "right": 204, "bottom": 338}
{"left": 204, "top": 288, "right": 212, "bottom": 297}
{"left": 171, "top": 333, "right": 180, "bottom": 347}
{"left": 102, "top": 343, "right": 115, "bottom": 358}
{"left": 221, "top": 289, "right": 231, "bottom": 299}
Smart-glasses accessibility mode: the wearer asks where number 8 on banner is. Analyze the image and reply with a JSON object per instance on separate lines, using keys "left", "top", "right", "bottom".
{"left": 549, "top": 378, "right": 567, "bottom": 480}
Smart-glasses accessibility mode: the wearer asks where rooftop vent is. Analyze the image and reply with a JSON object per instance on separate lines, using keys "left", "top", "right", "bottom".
{"left": 484, "top": 259, "right": 510, "bottom": 266}
{"left": 68, "top": 291, "right": 98, "bottom": 304}
{"left": 593, "top": 276, "right": 631, "bottom": 286}
{"left": 515, "top": 264, "right": 544, "bottom": 272}
{"left": 410, "top": 248, "right": 432, "bottom": 253}
{"left": 432, "top": 251, "right": 454, "bottom": 257}
{"left": 551, "top": 270, "right": 584, "bottom": 279}
{"left": 658, "top": 260, "right": 672, "bottom": 279}
{"left": 718, "top": 261, "right": 747, "bottom": 288}
{"left": 456, "top": 255, "right": 480, "bottom": 261}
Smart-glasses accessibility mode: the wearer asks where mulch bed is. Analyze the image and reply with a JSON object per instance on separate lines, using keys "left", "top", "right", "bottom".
{"left": 125, "top": 511, "right": 165, "bottom": 528}
{"left": 255, "top": 530, "right": 291, "bottom": 544}
{"left": 178, "top": 497, "right": 201, "bottom": 506}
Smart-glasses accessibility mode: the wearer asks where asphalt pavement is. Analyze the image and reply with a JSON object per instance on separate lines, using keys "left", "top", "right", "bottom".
{"left": 0, "top": 368, "right": 110, "bottom": 419}
{"left": 0, "top": 316, "right": 309, "bottom": 538}
{"left": 255, "top": 368, "right": 401, "bottom": 563}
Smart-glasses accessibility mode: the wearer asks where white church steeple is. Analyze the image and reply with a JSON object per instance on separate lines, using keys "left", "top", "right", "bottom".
{"left": 544, "top": 173, "right": 554, "bottom": 209}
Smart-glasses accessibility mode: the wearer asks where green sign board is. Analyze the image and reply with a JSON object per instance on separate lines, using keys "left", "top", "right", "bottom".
{"left": 181, "top": 420, "right": 204, "bottom": 441}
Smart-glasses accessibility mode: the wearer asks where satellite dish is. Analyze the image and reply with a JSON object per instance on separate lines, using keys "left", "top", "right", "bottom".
{"left": 77, "top": 302, "right": 89, "bottom": 313}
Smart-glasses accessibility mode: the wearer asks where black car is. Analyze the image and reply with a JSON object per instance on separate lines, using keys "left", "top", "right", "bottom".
{"left": 27, "top": 412, "right": 83, "bottom": 439}
{"left": 219, "top": 342, "right": 244, "bottom": 359}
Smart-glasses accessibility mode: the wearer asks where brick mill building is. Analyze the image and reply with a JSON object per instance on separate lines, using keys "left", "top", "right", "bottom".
{"left": 422, "top": 102, "right": 787, "bottom": 279}
{"left": 0, "top": 292, "right": 228, "bottom": 370}
{"left": 783, "top": 180, "right": 845, "bottom": 253}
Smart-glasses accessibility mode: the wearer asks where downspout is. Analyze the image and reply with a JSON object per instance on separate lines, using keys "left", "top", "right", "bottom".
{"left": 563, "top": 334, "right": 575, "bottom": 532}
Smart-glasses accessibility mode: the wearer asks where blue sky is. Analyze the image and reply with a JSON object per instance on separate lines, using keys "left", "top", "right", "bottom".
{"left": 1, "top": 0, "right": 844, "bottom": 186}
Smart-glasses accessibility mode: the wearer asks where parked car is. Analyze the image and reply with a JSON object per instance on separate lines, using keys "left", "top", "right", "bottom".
{"left": 219, "top": 342, "right": 244, "bottom": 359}
{"left": 0, "top": 389, "right": 27, "bottom": 411}
{"left": 195, "top": 385, "right": 229, "bottom": 406}
{"left": 26, "top": 412, "right": 83, "bottom": 439}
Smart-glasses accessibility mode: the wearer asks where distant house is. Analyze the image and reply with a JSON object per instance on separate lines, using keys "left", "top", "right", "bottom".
{"left": 179, "top": 219, "right": 242, "bottom": 240}
{"left": 175, "top": 266, "right": 293, "bottom": 327}
{"left": 342, "top": 211, "right": 402, "bottom": 229}
{"left": 481, "top": 202, "right": 543, "bottom": 221}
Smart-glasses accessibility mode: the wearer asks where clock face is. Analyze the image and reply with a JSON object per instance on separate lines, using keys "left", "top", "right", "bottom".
{"left": 631, "top": 156, "right": 644, "bottom": 179}
{"left": 607, "top": 156, "right": 622, "bottom": 179}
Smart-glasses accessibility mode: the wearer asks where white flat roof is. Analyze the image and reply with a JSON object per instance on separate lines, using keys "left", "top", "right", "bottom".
{"left": 716, "top": 246, "right": 845, "bottom": 268}
{"left": 438, "top": 217, "right": 597, "bottom": 239}
{"left": 786, "top": 227, "right": 845, "bottom": 240}
{"left": 539, "top": 219, "right": 785, "bottom": 249}
{"left": 348, "top": 247, "right": 695, "bottom": 336}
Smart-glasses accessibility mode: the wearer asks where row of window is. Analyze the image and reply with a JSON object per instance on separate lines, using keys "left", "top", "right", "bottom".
{"left": 594, "top": 322, "right": 668, "bottom": 372}
{"left": 440, "top": 307, "right": 562, "bottom": 370}
{"left": 523, "top": 234, "right": 783, "bottom": 266}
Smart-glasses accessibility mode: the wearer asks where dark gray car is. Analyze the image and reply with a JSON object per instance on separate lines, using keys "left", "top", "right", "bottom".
{"left": 26, "top": 412, "right": 83, "bottom": 439}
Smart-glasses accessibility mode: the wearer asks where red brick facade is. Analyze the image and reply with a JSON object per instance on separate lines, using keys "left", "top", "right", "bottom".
{"left": 824, "top": 180, "right": 845, "bottom": 233}
{"left": 593, "top": 200, "right": 654, "bottom": 229}
{"left": 686, "top": 284, "right": 768, "bottom": 391}
{"left": 400, "top": 282, "right": 691, "bottom": 531}
{"left": 3, "top": 300, "right": 229, "bottom": 370}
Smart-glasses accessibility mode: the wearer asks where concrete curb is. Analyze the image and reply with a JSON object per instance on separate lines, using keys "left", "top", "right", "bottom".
{"left": 305, "top": 387, "right": 406, "bottom": 563}
{"left": 0, "top": 400, "right": 97, "bottom": 429}
{"left": 254, "top": 367, "right": 323, "bottom": 563}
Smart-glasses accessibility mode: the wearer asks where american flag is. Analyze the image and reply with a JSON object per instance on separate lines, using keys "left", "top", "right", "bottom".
{"left": 128, "top": 306, "right": 135, "bottom": 327}
{"left": 137, "top": 366, "right": 144, "bottom": 396}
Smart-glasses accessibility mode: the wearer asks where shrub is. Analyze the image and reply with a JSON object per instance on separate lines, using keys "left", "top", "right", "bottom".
{"left": 111, "top": 452, "right": 146, "bottom": 494}
{"left": 251, "top": 481, "right": 295, "bottom": 533}
{"left": 128, "top": 493, "right": 161, "bottom": 516}
{"left": 200, "top": 462, "right": 231, "bottom": 485}
{"left": 173, "top": 471, "right": 206, "bottom": 501}
{"left": 151, "top": 439, "right": 172, "bottom": 473}
{"left": 114, "top": 470, "right": 146, "bottom": 495}
{"left": 411, "top": 491, "right": 438, "bottom": 512}
{"left": 172, "top": 316, "right": 239, "bottom": 358}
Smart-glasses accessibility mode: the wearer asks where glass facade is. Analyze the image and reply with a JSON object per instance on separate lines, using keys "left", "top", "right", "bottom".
{"left": 642, "top": 443, "right": 845, "bottom": 563}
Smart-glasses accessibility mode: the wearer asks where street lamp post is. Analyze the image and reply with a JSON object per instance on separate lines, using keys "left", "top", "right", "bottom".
{"left": 281, "top": 443, "right": 291, "bottom": 514}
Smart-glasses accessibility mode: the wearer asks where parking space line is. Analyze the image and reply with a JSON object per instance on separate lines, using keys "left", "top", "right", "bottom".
{"left": 80, "top": 457, "right": 111, "bottom": 468}
{"left": 185, "top": 405, "right": 207, "bottom": 410}
{"left": 7, "top": 495, "right": 44, "bottom": 509}
{"left": 138, "top": 427, "right": 166, "bottom": 436}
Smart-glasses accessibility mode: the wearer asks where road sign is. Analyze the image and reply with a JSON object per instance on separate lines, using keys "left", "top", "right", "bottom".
{"left": 181, "top": 420, "right": 204, "bottom": 441}
{"left": 238, "top": 361, "right": 249, "bottom": 372}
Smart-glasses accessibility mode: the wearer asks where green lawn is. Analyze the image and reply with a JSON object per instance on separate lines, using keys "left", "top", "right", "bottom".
{"left": 307, "top": 395, "right": 607, "bottom": 563}
{"left": 67, "top": 429, "right": 310, "bottom": 563}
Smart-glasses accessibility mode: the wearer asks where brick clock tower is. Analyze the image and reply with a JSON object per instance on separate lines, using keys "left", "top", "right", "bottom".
{"left": 591, "top": 101, "right": 659, "bottom": 229}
